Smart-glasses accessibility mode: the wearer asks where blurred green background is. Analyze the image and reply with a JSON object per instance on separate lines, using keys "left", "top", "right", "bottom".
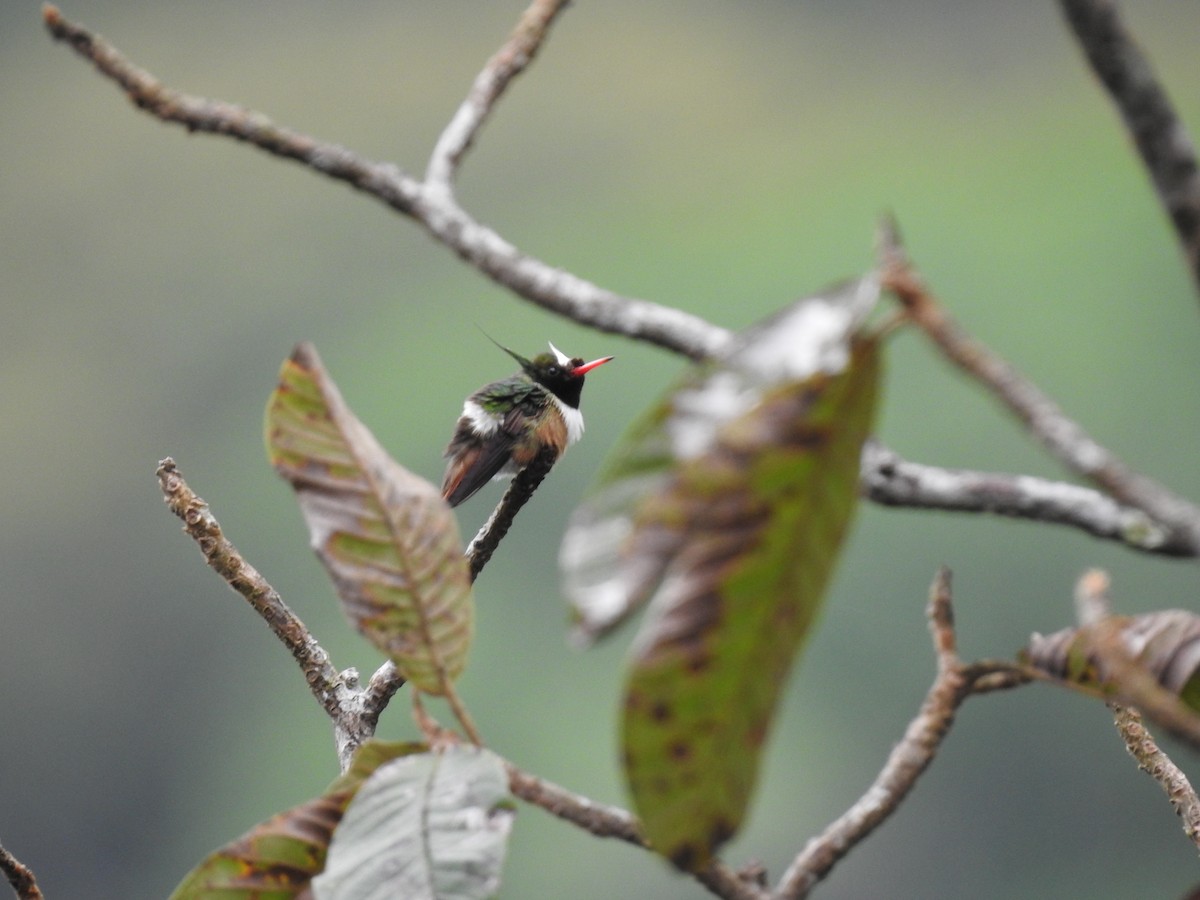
{"left": 4, "top": 2, "right": 1200, "bottom": 897}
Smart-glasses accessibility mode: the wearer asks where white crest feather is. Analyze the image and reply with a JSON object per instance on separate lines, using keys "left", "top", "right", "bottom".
{"left": 548, "top": 341, "right": 572, "bottom": 367}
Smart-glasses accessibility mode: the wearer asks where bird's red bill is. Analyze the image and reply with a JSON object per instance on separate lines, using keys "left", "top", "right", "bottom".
{"left": 572, "top": 356, "right": 614, "bottom": 376}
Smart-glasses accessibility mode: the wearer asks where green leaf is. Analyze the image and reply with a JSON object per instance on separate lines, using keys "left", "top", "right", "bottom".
{"left": 265, "top": 342, "right": 473, "bottom": 693}
{"left": 312, "top": 746, "right": 516, "bottom": 900}
{"left": 1024, "top": 609, "right": 1200, "bottom": 710}
{"left": 169, "top": 741, "right": 424, "bottom": 899}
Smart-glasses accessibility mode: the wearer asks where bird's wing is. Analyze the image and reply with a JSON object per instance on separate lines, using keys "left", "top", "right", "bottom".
{"left": 442, "top": 427, "right": 519, "bottom": 508}
{"left": 442, "top": 392, "right": 545, "bottom": 507}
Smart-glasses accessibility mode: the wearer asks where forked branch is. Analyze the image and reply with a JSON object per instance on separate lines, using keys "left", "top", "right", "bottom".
{"left": 879, "top": 223, "right": 1200, "bottom": 554}
{"left": 41, "top": 3, "right": 726, "bottom": 361}
{"left": 45, "top": 4, "right": 1200, "bottom": 564}
{"left": 156, "top": 458, "right": 402, "bottom": 770}
{"left": 773, "top": 569, "right": 1031, "bottom": 898}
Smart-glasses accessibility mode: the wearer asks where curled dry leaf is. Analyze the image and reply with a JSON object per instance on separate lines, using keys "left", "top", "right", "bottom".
{"left": 1026, "top": 609, "right": 1200, "bottom": 710}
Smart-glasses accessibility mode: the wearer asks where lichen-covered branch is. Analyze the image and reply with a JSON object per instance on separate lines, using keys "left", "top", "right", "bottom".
{"left": 1058, "top": 0, "right": 1200, "bottom": 299}
{"left": 156, "top": 458, "right": 397, "bottom": 770}
{"left": 861, "top": 441, "right": 1193, "bottom": 556}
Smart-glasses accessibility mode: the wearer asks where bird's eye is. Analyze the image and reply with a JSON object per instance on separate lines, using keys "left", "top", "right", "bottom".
{"left": 548, "top": 366, "right": 560, "bottom": 376}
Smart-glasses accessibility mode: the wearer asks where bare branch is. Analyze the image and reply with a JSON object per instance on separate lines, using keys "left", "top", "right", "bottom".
{"left": 157, "top": 458, "right": 344, "bottom": 715}
{"left": 861, "top": 440, "right": 1194, "bottom": 556}
{"left": 426, "top": 0, "right": 570, "bottom": 188}
{"left": 879, "top": 225, "right": 1200, "bottom": 551}
{"left": 42, "top": 4, "right": 728, "bottom": 361}
{"left": 41, "top": 6, "right": 422, "bottom": 212}
{"left": 1110, "top": 704, "right": 1200, "bottom": 851}
{"left": 54, "top": 4, "right": 1173, "bottom": 555}
{"left": 0, "top": 842, "right": 43, "bottom": 900}
{"left": 774, "top": 569, "right": 1031, "bottom": 899}
{"left": 506, "top": 764, "right": 645, "bottom": 846}
{"left": 1058, "top": 0, "right": 1200, "bottom": 299}
{"left": 156, "top": 458, "right": 393, "bottom": 770}
{"left": 505, "top": 764, "right": 766, "bottom": 900}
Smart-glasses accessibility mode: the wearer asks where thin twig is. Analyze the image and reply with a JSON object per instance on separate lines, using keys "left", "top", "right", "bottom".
{"left": 1110, "top": 704, "right": 1200, "bottom": 851}
{"left": 426, "top": 0, "right": 570, "bottom": 188}
{"left": 506, "top": 764, "right": 645, "bottom": 845}
{"left": 773, "top": 569, "right": 1030, "bottom": 899}
{"left": 1058, "top": 0, "right": 1200, "bottom": 299}
{"left": 465, "top": 444, "right": 559, "bottom": 581}
{"left": 879, "top": 223, "right": 1200, "bottom": 551}
{"left": 42, "top": 4, "right": 727, "bottom": 361}
{"left": 156, "top": 458, "right": 392, "bottom": 770}
{"left": 861, "top": 440, "right": 1192, "bottom": 556}
{"left": 504, "top": 763, "right": 766, "bottom": 900}
{"left": 0, "top": 842, "right": 43, "bottom": 900}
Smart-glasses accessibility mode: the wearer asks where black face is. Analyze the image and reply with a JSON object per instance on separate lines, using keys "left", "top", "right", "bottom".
{"left": 524, "top": 352, "right": 587, "bottom": 408}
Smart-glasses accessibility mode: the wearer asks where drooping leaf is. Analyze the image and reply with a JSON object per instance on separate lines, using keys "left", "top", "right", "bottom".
{"left": 561, "top": 276, "right": 881, "bottom": 644}
{"left": 311, "top": 745, "right": 516, "bottom": 900}
{"left": 265, "top": 342, "right": 473, "bottom": 693}
{"left": 169, "top": 740, "right": 425, "bottom": 900}
{"left": 559, "top": 277, "right": 883, "bottom": 869}
{"left": 1024, "top": 610, "right": 1200, "bottom": 710}
{"left": 626, "top": 338, "right": 880, "bottom": 869}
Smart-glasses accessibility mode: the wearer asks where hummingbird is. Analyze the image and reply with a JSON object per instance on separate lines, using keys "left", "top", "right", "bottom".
{"left": 441, "top": 340, "right": 613, "bottom": 508}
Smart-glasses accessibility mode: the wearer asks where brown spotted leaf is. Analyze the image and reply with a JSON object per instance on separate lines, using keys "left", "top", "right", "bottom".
{"left": 265, "top": 342, "right": 473, "bottom": 693}
{"left": 560, "top": 278, "right": 883, "bottom": 869}
{"left": 561, "top": 277, "right": 881, "bottom": 645}
{"left": 168, "top": 741, "right": 424, "bottom": 899}
{"left": 624, "top": 337, "right": 880, "bottom": 869}
{"left": 1025, "top": 610, "right": 1200, "bottom": 710}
